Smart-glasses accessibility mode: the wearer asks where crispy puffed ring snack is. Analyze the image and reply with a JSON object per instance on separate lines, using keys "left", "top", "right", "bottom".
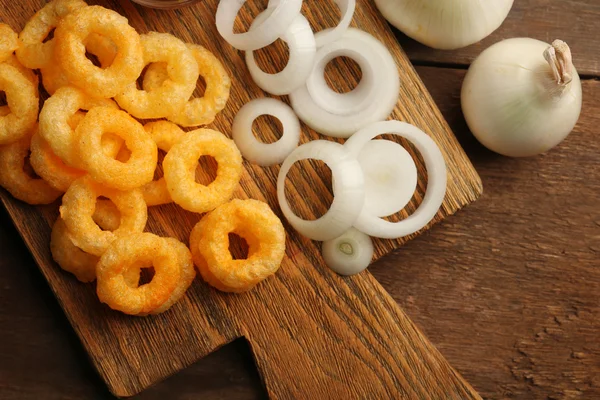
{"left": 0, "top": 126, "right": 63, "bottom": 204}
{"left": 115, "top": 32, "right": 199, "bottom": 119}
{"left": 59, "top": 176, "right": 147, "bottom": 256}
{"left": 143, "top": 43, "right": 231, "bottom": 127}
{"left": 16, "top": 0, "right": 86, "bottom": 69}
{"left": 41, "top": 33, "right": 118, "bottom": 95}
{"left": 0, "top": 63, "right": 39, "bottom": 145}
{"left": 96, "top": 233, "right": 192, "bottom": 315}
{"left": 137, "top": 237, "right": 196, "bottom": 315}
{"left": 50, "top": 201, "right": 121, "bottom": 283}
{"left": 54, "top": 5, "right": 144, "bottom": 98}
{"left": 163, "top": 129, "right": 242, "bottom": 213}
{"left": 3, "top": 54, "right": 39, "bottom": 86}
{"left": 0, "top": 24, "right": 20, "bottom": 63}
{"left": 189, "top": 216, "right": 234, "bottom": 292}
{"left": 30, "top": 131, "right": 85, "bottom": 192}
{"left": 141, "top": 121, "right": 186, "bottom": 206}
{"left": 39, "top": 86, "right": 119, "bottom": 166}
{"left": 190, "top": 199, "right": 286, "bottom": 292}
{"left": 75, "top": 107, "right": 157, "bottom": 190}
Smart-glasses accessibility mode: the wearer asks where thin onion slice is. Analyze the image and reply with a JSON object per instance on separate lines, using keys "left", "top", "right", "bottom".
{"left": 245, "top": 11, "right": 316, "bottom": 95}
{"left": 322, "top": 227, "right": 373, "bottom": 276}
{"left": 344, "top": 121, "right": 447, "bottom": 239}
{"left": 289, "top": 28, "right": 400, "bottom": 138}
{"left": 232, "top": 98, "right": 300, "bottom": 166}
{"left": 216, "top": 0, "right": 302, "bottom": 51}
{"left": 356, "top": 139, "right": 417, "bottom": 218}
{"left": 307, "top": 44, "right": 376, "bottom": 116}
{"left": 314, "top": 0, "right": 356, "bottom": 48}
{"left": 277, "top": 140, "right": 365, "bottom": 241}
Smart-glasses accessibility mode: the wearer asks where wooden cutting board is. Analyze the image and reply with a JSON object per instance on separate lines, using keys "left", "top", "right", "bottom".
{"left": 0, "top": 0, "right": 483, "bottom": 398}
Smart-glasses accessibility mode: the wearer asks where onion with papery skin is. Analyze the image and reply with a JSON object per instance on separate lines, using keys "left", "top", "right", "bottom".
{"left": 374, "top": 0, "right": 514, "bottom": 50}
{"left": 461, "top": 38, "right": 582, "bottom": 157}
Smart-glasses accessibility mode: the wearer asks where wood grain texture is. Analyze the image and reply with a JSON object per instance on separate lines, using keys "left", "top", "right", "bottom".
{"left": 395, "top": 0, "right": 600, "bottom": 77}
{"left": 374, "top": 66, "right": 600, "bottom": 400}
{"left": 0, "top": 0, "right": 481, "bottom": 398}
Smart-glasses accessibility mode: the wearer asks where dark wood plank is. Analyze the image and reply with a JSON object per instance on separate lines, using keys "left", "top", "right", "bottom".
{"left": 395, "top": 0, "right": 600, "bottom": 77}
{"left": 0, "top": 0, "right": 481, "bottom": 398}
{"left": 371, "top": 66, "right": 600, "bottom": 400}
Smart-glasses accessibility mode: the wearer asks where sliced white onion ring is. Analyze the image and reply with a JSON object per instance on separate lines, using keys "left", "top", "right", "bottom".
{"left": 357, "top": 139, "right": 418, "bottom": 218}
{"left": 314, "top": 0, "right": 356, "bottom": 48}
{"left": 289, "top": 28, "right": 400, "bottom": 138}
{"left": 322, "top": 227, "right": 373, "bottom": 276}
{"left": 344, "top": 121, "right": 447, "bottom": 239}
{"left": 306, "top": 44, "right": 376, "bottom": 115}
{"left": 216, "top": 0, "right": 302, "bottom": 51}
{"left": 277, "top": 140, "right": 365, "bottom": 241}
{"left": 232, "top": 98, "right": 300, "bottom": 166}
{"left": 245, "top": 11, "right": 316, "bottom": 95}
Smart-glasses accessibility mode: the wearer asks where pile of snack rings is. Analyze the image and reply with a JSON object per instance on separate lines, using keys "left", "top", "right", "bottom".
{"left": 0, "top": 0, "right": 286, "bottom": 316}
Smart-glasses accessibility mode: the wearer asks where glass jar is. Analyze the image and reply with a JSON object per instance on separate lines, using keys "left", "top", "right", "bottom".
{"left": 130, "top": 0, "right": 202, "bottom": 10}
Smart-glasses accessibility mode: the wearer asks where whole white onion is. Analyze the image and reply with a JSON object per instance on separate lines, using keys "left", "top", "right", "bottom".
{"left": 374, "top": 0, "right": 514, "bottom": 50}
{"left": 461, "top": 38, "right": 583, "bottom": 157}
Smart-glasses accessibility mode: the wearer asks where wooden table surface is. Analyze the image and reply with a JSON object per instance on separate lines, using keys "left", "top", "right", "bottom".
{"left": 1, "top": 1, "right": 598, "bottom": 399}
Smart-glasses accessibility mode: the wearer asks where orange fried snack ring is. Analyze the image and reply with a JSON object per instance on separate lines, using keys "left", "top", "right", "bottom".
{"left": 54, "top": 5, "right": 144, "bottom": 98}
{"left": 115, "top": 32, "right": 198, "bottom": 119}
{"left": 51, "top": 217, "right": 99, "bottom": 283}
{"left": 41, "top": 33, "right": 118, "bottom": 95}
{"left": 3, "top": 55, "right": 39, "bottom": 86}
{"left": 30, "top": 131, "right": 85, "bottom": 191}
{"left": 15, "top": 0, "right": 86, "bottom": 69}
{"left": 192, "top": 199, "right": 286, "bottom": 292}
{"left": 59, "top": 176, "right": 147, "bottom": 256}
{"left": 141, "top": 121, "right": 186, "bottom": 206}
{"left": 50, "top": 200, "right": 120, "bottom": 283}
{"left": 39, "top": 86, "right": 118, "bottom": 166}
{"left": 75, "top": 107, "right": 157, "bottom": 190}
{"left": 0, "top": 24, "right": 20, "bottom": 63}
{"left": 96, "top": 233, "right": 183, "bottom": 315}
{"left": 150, "top": 237, "right": 195, "bottom": 314}
{"left": 0, "top": 63, "right": 39, "bottom": 145}
{"left": 121, "top": 236, "right": 195, "bottom": 315}
{"left": 163, "top": 129, "right": 242, "bottom": 213}
{"left": 143, "top": 44, "right": 231, "bottom": 127}
{"left": 189, "top": 216, "right": 236, "bottom": 292}
{"left": 0, "top": 127, "right": 62, "bottom": 204}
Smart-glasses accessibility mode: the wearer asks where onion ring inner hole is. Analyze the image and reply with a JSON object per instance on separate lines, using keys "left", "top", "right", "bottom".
{"left": 252, "top": 114, "right": 283, "bottom": 144}
{"left": 194, "top": 155, "right": 218, "bottom": 186}
{"left": 138, "top": 266, "right": 155, "bottom": 287}
{"left": 42, "top": 28, "right": 55, "bottom": 44}
{"left": 254, "top": 38, "right": 290, "bottom": 74}
{"left": 325, "top": 56, "right": 362, "bottom": 93}
{"left": 233, "top": 0, "right": 269, "bottom": 34}
{"left": 284, "top": 159, "right": 333, "bottom": 221}
{"left": 228, "top": 233, "right": 249, "bottom": 260}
